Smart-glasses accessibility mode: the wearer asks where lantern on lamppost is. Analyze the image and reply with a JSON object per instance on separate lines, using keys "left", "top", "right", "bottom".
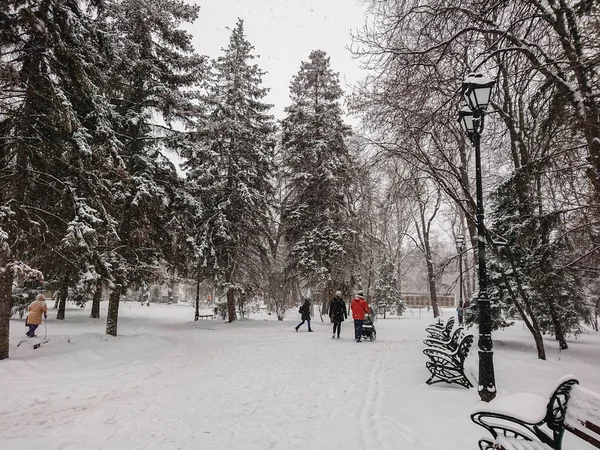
{"left": 458, "top": 72, "right": 497, "bottom": 402}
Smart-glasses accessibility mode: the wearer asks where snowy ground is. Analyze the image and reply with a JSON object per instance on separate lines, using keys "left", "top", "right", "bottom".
{"left": 1, "top": 303, "right": 599, "bottom": 450}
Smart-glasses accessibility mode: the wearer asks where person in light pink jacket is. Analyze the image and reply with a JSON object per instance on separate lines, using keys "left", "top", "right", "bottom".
{"left": 26, "top": 294, "right": 48, "bottom": 337}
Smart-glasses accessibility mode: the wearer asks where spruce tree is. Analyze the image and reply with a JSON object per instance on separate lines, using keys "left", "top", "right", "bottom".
{"left": 101, "top": 0, "right": 204, "bottom": 335}
{"left": 280, "top": 50, "right": 353, "bottom": 291}
{"left": 0, "top": 0, "right": 120, "bottom": 357}
{"left": 182, "top": 19, "right": 275, "bottom": 323}
{"left": 373, "top": 257, "right": 405, "bottom": 318}
{"left": 482, "top": 176, "right": 592, "bottom": 353}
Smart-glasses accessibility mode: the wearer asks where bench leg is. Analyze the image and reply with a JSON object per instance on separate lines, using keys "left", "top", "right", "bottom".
{"left": 425, "top": 361, "right": 472, "bottom": 388}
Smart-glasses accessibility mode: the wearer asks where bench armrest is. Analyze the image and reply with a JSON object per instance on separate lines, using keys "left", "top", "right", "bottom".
{"left": 471, "top": 410, "right": 553, "bottom": 445}
{"left": 425, "top": 324, "right": 445, "bottom": 333}
{"left": 425, "top": 328, "right": 450, "bottom": 340}
{"left": 423, "top": 346, "right": 458, "bottom": 359}
{"left": 423, "top": 349, "right": 461, "bottom": 368}
{"left": 423, "top": 337, "right": 453, "bottom": 348}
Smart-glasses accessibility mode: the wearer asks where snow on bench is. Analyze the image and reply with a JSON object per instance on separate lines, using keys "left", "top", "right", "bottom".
{"left": 494, "top": 436, "right": 552, "bottom": 450}
{"left": 564, "top": 384, "right": 600, "bottom": 448}
{"left": 471, "top": 376, "right": 600, "bottom": 449}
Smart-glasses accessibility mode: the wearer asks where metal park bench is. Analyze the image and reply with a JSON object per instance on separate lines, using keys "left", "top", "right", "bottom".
{"left": 472, "top": 376, "right": 600, "bottom": 449}
{"left": 423, "top": 325, "right": 464, "bottom": 351}
{"left": 423, "top": 334, "right": 474, "bottom": 389}
{"left": 425, "top": 316, "right": 455, "bottom": 341}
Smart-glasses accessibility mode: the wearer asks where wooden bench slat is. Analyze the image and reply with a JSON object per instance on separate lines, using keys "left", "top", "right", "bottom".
{"left": 586, "top": 420, "right": 600, "bottom": 436}
{"left": 566, "top": 424, "right": 600, "bottom": 448}
{"left": 564, "top": 383, "right": 600, "bottom": 448}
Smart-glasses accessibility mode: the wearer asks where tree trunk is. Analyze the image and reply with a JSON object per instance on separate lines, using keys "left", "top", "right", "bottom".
{"left": 548, "top": 301, "right": 568, "bottom": 350}
{"left": 414, "top": 186, "right": 441, "bottom": 318}
{"left": 56, "top": 274, "right": 69, "bottom": 320}
{"left": 321, "top": 281, "right": 332, "bottom": 323}
{"left": 500, "top": 250, "right": 547, "bottom": 360}
{"left": 194, "top": 271, "right": 200, "bottom": 321}
{"left": 91, "top": 279, "right": 102, "bottom": 319}
{"left": 423, "top": 228, "right": 439, "bottom": 318}
{"left": 426, "top": 258, "right": 440, "bottom": 318}
{"left": 167, "top": 267, "right": 175, "bottom": 304}
{"left": 226, "top": 286, "right": 236, "bottom": 323}
{"left": 594, "top": 298, "right": 599, "bottom": 332}
{"left": 106, "top": 289, "right": 120, "bottom": 336}
{"left": 0, "top": 264, "right": 14, "bottom": 360}
{"left": 524, "top": 307, "right": 547, "bottom": 360}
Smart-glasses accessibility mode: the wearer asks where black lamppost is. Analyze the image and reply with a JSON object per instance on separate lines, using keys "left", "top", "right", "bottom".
{"left": 456, "top": 234, "right": 465, "bottom": 324}
{"left": 458, "top": 72, "right": 497, "bottom": 402}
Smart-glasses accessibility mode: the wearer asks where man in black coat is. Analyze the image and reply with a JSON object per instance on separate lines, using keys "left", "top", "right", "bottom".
{"left": 328, "top": 291, "right": 347, "bottom": 339}
{"left": 295, "top": 299, "right": 313, "bottom": 332}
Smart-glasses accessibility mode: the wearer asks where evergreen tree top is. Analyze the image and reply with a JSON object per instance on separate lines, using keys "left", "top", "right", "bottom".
{"left": 287, "top": 50, "right": 344, "bottom": 103}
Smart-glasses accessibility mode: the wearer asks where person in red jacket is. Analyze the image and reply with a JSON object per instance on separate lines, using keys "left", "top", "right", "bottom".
{"left": 350, "top": 290, "right": 369, "bottom": 342}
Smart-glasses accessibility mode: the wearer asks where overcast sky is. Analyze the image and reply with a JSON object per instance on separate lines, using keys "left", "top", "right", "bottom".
{"left": 187, "top": 0, "right": 368, "bottom": 120}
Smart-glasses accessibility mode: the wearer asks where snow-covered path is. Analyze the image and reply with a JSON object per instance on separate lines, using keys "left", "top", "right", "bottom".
{"left": 2, "top": 304, "right": 599, "bottom": 449}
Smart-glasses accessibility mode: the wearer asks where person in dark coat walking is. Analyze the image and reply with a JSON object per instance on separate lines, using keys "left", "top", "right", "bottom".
{"left": 462, "top": 299, "right": 471, "bottom": 322}
{"left": 295, "top": 299, "right": 313, "bottom": 332}
{"left": 457, "top": 302, "right": 464, "bottom": 325}
{"left": 328, "top": 291, "right": 347, "bottom": 339}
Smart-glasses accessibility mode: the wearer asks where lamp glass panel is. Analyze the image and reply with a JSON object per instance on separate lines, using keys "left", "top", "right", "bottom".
{"left": 473, "top": 85, "right": 492, "bottom": 110}
{"left": 461, "top": 112, "right": 474, "bottom": 132}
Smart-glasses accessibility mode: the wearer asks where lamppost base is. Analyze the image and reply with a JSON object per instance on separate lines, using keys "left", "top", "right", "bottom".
{"left": 478, "top": 349, "right": 497, "bottom": 402}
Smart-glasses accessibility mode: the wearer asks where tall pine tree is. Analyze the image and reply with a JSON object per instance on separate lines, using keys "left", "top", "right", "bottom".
{"left": 280, "top": 50, "right": 353, "bottom": 296}
{"left": 182, "top": 19, "right": 275, "bottom": 323}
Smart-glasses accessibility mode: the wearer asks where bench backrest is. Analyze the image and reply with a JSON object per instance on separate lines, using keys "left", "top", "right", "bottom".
{"left": 545, "top": 378, "right": 600, "bottom": 449}
{"left": 444, "top": 316, "right": 455, "bottom": 335}
{"left": 449, "top": 326, "right": 464, "bottom": 347}
{"left": 456, "top": 334, "right": 473, "bottom": 362}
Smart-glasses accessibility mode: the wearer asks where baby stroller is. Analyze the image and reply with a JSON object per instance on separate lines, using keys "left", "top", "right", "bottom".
{"left": 361, "top": 308, "right": 377, "bottom": 341}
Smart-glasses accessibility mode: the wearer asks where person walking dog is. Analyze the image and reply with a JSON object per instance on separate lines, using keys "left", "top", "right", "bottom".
{"left": 26, "top": 293, "right": 48, "bottom": 338}
{"left": 350, "top": 291, "right": 369, "bottom": 342}
{"left": 328, "top": 291, "right": 347, "bottom": 339}
{"left": 295, "top": 299, "right": 313, "bottom": 332}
